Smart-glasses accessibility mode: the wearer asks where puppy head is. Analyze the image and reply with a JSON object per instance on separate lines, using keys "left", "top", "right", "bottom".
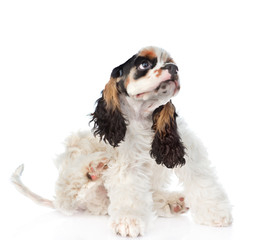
{"left": 116, "top": 46, "right": 180, "bottom": 104}
{"left": 91, "top": 47, "right": 185, "bottom": 166}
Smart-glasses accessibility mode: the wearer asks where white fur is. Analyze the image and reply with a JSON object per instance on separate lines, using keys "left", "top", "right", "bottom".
{"left": 127, "top": 67, "right": 172, "bottom": 97}
{"left": 11, "top": 46, "right": 232, "bottom": 237}
{"left": 51, "top": 114, "right": 232, "bottom": 236}
{"left": 11, "top": 115, "right": 232, "bottom": 236}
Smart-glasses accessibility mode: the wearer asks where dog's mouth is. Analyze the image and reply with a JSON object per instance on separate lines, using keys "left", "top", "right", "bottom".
{"left": 135, "top": 78, "right": 179, "bottom": 99}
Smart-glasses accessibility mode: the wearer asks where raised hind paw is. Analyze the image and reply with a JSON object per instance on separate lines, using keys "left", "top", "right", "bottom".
{"left": 86, "top": 158, "right": 109, "bottom": 181}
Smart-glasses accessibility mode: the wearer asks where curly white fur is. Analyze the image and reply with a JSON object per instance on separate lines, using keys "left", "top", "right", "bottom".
{"left": 11, "top": 46, "right": 232, "bottom": 237}
{"left": 12, "top": 117, "right": 232, "bottom": 236}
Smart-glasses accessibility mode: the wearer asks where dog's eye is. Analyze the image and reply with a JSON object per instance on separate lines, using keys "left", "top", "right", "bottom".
{"left": 138, "top": 60, "right": 152, "bottom": 70}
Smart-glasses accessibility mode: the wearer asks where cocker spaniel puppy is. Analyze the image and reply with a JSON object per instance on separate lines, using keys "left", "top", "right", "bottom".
{"left": 12, "top": 46, "right": 232, "bottom": 237}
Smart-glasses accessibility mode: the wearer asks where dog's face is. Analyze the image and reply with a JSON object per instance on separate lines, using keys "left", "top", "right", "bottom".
{"left": 91, "top": 46, "right": 185, "bottom": 168}
{"left": 112, "top": 46, "right": 180, "bottom": 103}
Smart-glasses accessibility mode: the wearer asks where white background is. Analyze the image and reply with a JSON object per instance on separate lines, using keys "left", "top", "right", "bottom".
{"left": 1, "top": 0, "right": 269, "bottom": 239}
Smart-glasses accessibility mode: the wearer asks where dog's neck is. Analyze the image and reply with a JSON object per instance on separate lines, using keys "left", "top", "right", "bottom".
{"left": 118, "top": 95, "right": 155, "bottom": 153}
{"left": 121, "top": 96, "right": 152, "bottom": 121}
{"left": 119, "top": 95, "right": 170, "bottom": 123}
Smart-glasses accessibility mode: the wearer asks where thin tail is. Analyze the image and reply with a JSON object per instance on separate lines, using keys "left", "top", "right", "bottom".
{"left": 11, "top": 164, "right": 55, "bottom": 209}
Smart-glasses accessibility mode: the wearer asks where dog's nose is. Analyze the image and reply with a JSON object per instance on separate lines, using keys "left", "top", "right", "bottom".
{"left": 162, "top": 64, "right": 178, "bottom": 75}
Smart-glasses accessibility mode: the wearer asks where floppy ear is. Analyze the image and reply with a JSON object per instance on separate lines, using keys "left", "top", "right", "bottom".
{"left": 91, "top": 75, "right": 127, "bottom": 147}
{"left": 150, "top": 101, "right": 186, "bottom": 168}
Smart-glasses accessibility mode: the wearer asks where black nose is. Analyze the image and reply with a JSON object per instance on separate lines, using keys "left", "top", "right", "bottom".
{"left": 162, "top": 64, "right": 178, "bottom": 75}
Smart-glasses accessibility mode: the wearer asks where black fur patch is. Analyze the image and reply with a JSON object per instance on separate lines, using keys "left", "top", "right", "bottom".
{"left": 150, "top": 105, "right": 186, "bottom": 168}
{"left": 116, "top": 79, "right": 129, "bottom": 96}
{"left": 90, "top": 95, "right": 127, "bottom": 147}
{"left": 133, "top": 57, "right": 157, "bottom": 80}
{"left": 111, "top": 54, "right": 137, "bottom": 79}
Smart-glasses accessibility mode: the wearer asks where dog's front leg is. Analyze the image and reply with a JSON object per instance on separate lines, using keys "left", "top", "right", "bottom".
{"left": 174, "top": 120, "right": 233, "bottom": 227}
{"left": 104, "top": 156, "right": 154, "bottom": 237}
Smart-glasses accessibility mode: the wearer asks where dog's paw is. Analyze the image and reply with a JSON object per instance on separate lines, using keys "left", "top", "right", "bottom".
{"left": 169, "top": 196, "right": 189, "bottom": 215}
{"left": 153, "top": 191, "right": 189, "bottom": 217}
{"left": 110, "top": 216, "right": 145, "bottom": 237}
{"left": 86, "top": 158, "right": 109, "bottom": 181}
{"left": 192, "top": 203, "right": 233, "bottom": 227}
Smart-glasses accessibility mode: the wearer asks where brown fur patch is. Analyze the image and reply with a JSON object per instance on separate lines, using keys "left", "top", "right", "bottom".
{"left": 153, "top": 102, "right": 175, "bottom": 136}
{"left": 154, "top": 69, "right": 162, "bottom": 77}
{"left": 124, "top": 76, "right": 130, "bottom": 89}
{"left": 103, "top": 78, "right": 120, "bottom": 111}
{"left": 140, "top": 49, "right": 157, "bottom": 60}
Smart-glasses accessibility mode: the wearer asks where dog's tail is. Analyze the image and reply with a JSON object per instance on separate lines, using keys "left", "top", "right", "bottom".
{"left": 11, "top": 164, "right": 55, "bottom": 209}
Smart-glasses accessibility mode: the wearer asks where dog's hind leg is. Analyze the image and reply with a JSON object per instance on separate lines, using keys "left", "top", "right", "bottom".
{"left": 54, "top": 131, "right": 113, "bottom": 215}
{"left": 54, "top": 153, "right": 110, "bottom": 215}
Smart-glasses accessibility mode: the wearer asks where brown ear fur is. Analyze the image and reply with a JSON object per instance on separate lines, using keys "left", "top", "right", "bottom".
{"left": 150, "top": 101, "right": 186, "bottom": 168}
{"left": 103, "top": 78, "right": 120, "bottom": 111}
{"left": 91, "top": 77, "right": 127, "bottom": 147}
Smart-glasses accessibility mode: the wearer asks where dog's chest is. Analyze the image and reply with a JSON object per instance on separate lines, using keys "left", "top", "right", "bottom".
{"left": 117, "top": 120, "right": 154, "bottom": 165}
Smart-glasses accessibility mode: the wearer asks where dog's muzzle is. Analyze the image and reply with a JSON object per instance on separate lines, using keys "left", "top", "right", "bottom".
{"left": 162, "top": 63, "right": 178, "bottom": 75}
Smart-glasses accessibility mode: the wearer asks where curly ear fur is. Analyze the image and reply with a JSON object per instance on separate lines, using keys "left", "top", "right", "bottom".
{"left": 91, "top": 78, "right": 127, "bottom": 147}
{"left": 150, "top": 101, "right": 186, "bottom": 168}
